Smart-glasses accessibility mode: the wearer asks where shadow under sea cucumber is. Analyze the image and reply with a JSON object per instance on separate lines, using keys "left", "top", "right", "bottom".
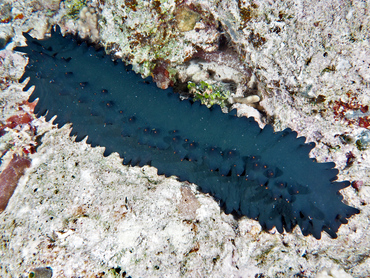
{"left": 15, "top": 26, "right": 359, "bottom": 239}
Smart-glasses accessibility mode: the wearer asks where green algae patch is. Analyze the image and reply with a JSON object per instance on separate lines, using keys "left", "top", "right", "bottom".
{"left": 188, "top": 81, "right": 230, "bottom": 108}
{"left": 63, "top": 0, "right": 87, "bottom": 18}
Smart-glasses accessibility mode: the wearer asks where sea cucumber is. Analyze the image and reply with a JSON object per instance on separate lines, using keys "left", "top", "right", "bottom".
{"left": 14, "top": 26, "right": 359, "bottom": 239}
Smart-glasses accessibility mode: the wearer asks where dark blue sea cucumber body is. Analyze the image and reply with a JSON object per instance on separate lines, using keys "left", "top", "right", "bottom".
{"left": 15, "top": 27, "right": 359, "bottom": 239}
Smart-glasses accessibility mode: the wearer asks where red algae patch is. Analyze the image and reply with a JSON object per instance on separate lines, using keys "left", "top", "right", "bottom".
{"left": 0, "top": 154, "right": 31, "bottom": 212}
{"left": 331, "top": 91, "right": 370, "bottom": 128}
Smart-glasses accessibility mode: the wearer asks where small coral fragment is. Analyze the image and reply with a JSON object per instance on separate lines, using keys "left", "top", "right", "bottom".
{"left": 77, "top": 6, "right": 99, "bottom": 41}
{"left": 233, "top": 95, "right": 260, "bottom": 105}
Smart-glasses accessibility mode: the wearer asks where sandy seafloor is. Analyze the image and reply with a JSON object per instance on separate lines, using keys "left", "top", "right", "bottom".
{"left": 0, "top": 0, "right": 370, "bottom": 277}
